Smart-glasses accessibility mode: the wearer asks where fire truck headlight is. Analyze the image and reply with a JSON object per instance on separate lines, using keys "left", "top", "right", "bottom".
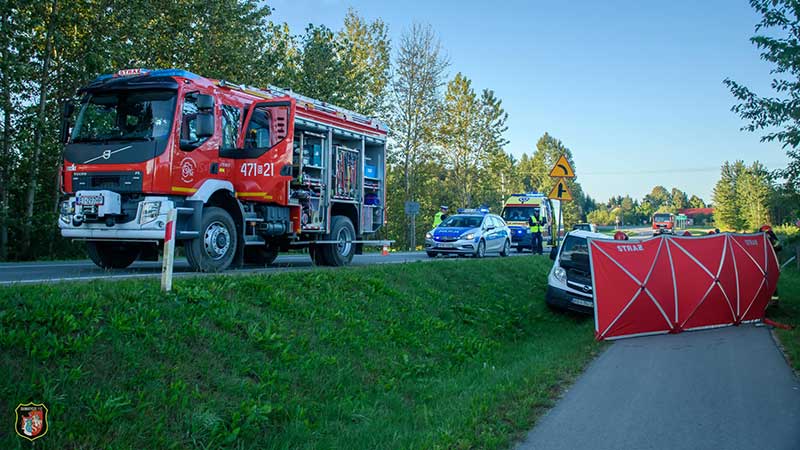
{"left": 59, "top": 201, "right": 73, "bottom": 223}
{"left": 139, "top": 201, "right": 162, "bottom": 225}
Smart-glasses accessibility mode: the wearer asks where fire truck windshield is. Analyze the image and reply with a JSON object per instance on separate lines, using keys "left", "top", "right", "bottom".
{"left": 71, "top": 90, "right": 177, "bottom": 143}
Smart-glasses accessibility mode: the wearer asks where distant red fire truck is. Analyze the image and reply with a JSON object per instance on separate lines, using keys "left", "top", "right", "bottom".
{"left": 59, "top": 69, "right": 388, "bottom": 271}
{"left": 652, "top": 212, "right": 675, "bottom": 235}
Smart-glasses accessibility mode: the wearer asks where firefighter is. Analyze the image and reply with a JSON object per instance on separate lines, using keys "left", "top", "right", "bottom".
{"left": 433, "top": 206, "right": 449, "bottom": 227}
{"left": 760, "top": 225, "right": 782, "bottom": 305}
{"left": 529, "top": 214, "right": 543, "bottom": 255}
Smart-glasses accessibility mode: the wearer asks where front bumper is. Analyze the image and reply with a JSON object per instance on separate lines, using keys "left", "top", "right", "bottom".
{"left": 59, "top": 194, "right": 176, "bottom": 240}
{"left": 509, "top": 227, "right": 531, "bottom": 247}
{"left": 425, "top": 237, "right": 477, "bottom": 254}
{"left": 545, "top": 284, "right": 594, "bottom": 314}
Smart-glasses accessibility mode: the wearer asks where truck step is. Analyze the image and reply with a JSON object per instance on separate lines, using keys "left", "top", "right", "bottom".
{"left": 243, "top": 212, "right": 264, "bottom": 223}
{"left": 244, "top": 235, "right": 265, "bottom": 246}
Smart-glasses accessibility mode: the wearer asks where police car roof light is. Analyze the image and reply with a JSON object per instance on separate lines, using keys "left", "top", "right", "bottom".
{"left": 457, "top": 208, "right": 489, "bottom": 214}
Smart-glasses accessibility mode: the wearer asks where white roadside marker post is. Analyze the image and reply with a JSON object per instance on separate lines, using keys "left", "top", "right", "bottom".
{"left": 161, "top": 209, "right": 177, "bottom": 292}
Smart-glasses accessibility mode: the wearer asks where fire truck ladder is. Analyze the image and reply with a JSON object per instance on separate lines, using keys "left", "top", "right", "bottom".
{"left": 215, "top": 80, "right": 388, "bottom": 132}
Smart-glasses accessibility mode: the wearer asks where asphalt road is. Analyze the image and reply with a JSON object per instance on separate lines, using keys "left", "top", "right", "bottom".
{"left": 0, "top": 249, "right": 532, "bottom": 285}
{"left": 516, "top": 325, "right": 800, "bottom": 450}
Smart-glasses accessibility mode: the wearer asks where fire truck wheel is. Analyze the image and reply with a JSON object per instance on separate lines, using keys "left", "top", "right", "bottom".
{"left": 185, "top": 207, "right": 237, "bottom": 272}
{"left": 322, "top": 216, "right": 356, "bottom": 266}
{"left": 86, "top": 241, "right": 140, "bottom": 269}
{"left": 244, "top": 244, "right": 279, "bottom": 266}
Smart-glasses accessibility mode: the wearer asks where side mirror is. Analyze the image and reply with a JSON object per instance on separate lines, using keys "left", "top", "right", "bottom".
{"left": 60, "top": 101, "right": 74, "bottom": 143}
{"left": 485, "top": 225, "right": 495, "bottom": 231}
{"left": 197, "top": 94, "right": 214, "bottom": 111}
{"left": 196, "top": 112, "right": 214, "bottom": 138}
{"left": 549, "top": 246, "right": 558, "bottom": 261}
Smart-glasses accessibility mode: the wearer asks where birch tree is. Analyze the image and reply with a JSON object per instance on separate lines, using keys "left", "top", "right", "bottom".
{"left": 386, "top": 23, "right": 448, "bottom": 248}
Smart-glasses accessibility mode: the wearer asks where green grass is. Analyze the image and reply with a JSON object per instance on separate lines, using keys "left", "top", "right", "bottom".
{"left": 0, "top": 257, "right": 599, "bottom": 449}
{"left": 768, "top": 265, "right": 800, "bottom": 372}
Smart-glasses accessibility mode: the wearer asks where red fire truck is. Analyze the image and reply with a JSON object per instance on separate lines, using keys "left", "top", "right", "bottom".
{"left": 652, "top": 212, "right": 675, "bottom": 235}
{"left": 58, "top": 69, "right": 388, "bottom": 271}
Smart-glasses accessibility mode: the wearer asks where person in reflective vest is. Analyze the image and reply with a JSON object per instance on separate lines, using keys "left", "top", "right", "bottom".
{"left": 529, "top": 214, "right": 543, "bottom": 255}
{"left": 433, "top": 205, "right": 449, "bottom": 227}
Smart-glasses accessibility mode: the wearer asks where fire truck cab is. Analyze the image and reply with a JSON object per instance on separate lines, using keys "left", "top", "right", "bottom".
{"left": 58, "top": 69, "right": 388, "bottom": 271}
{"left": 652, "top": 213, "right": 675, "bottom": 235}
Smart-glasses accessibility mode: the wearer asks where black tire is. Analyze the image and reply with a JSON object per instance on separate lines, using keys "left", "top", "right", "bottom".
{"left": 185, "top": 206, "right": 237, "bottom": 272}
{"left": 500, "top": 239, "right": 510, "bottom": 257}
{"left": 475, "top": 240, "right": 486, "bottom": 258}
{"left": 244, "top": 244, "right": 279, "bottom": 266}
{"left": 320, "top": 216, "right": 356, "bottom": 266}
{"left": 426, "top": 251, "right": 438, "bottom": 258}
{"left": 86, "top": 241, "right": 140, "bottom": 269}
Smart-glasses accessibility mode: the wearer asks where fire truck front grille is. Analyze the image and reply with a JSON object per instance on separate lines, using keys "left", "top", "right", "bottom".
{"left": 72, "top": 171, "right": 143, "bottom": 193}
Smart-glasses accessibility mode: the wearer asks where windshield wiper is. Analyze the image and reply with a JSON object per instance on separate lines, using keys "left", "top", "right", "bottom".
{"left": 72, "top": 137, "right": 105, "bottom": 143}
{"left": 117, "top": 136, "right": 154, "bottom": 142}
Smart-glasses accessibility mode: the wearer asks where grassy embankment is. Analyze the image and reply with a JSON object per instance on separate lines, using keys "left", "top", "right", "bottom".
{"left": 0, "top": 257, "right": 599, "bottom": 449}
{"left": 769, "top": 266, "right": 800, "bottom": 371}
{"left": 768, "top": 227, "right": 800, "bottom": 371}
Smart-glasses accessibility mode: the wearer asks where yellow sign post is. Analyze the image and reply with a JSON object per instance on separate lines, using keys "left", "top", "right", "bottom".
{"left": 548, "top": 178, "right": 573, "bottom": 201}
{"left": 548, "top": 155, "right": 576, "bottom": 244}
{"left": 548, "top": 155, "right": 576, "bottom": 178}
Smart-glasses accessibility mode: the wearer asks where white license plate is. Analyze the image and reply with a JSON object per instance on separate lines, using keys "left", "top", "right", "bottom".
{"left": 77, "top": 195, "right": 104, "bottom": 206}
{"left": 438, "top": 243, "right": 455, "bottom": 248}
{"left": 572, "top": 298, "right": 593, "bottom": 308}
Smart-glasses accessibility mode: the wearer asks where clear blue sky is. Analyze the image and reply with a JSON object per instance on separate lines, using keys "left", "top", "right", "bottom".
{"left": 268, "top": 0, "right": 789, "bottom": 204}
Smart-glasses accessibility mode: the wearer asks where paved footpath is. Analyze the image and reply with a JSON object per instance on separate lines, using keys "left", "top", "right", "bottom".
{"left": 517, "top": 325, "right": 800, "bottom": 450}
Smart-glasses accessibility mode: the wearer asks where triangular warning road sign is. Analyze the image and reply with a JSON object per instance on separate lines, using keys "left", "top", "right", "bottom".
{"left": 548, "top": 178, "right": 573, "bottom": 201}
{"left": 548, "top": 155, "right": 575, "bottom": 178}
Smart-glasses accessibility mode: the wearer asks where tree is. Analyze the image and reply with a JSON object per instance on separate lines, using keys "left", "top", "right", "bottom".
{"left": 295, "top": 24, "right": 347, "bottom": 105}
{"left": 337, "top": 9, "right": 391, "bottom": 116}
{"left": 438, "top": 73, "right": 480, "bottom": 207}
{"left": 713, "top": 161, "right": 746, "bottom": 231}
{"left": 386, "top": 23, "right": 448, "bottom": 249}
{"left": 671, "top": 187, "right": 688, "bottom": 211}
{"left": 725, "top": 0, "right": 800, "bottom": 188}
{"left": 645, "top": 186, "right": 670, "bottom": 211}
{"left": 437, "top": 74, "right": 508, "bottom": 207}
{"left": 620, "top": 195, "right": 636, "bottom": 224}
{"left": 737, "top": 161, "right": 773, "bottom": 230}
{"left": 689, "top": 195, "right": 706, "bottom": 209}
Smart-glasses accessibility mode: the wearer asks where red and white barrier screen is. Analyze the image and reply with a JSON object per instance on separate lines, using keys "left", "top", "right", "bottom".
{"left": 589, "top": 233, "right": 779, "bottom": 340}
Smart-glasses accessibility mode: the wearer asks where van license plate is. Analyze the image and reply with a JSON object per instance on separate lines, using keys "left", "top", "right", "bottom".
{"left": 77, "top": 195, "right": 104, "bottom": 206}
{"left": 572, "top": 298, "right": 593, "bottom": 308}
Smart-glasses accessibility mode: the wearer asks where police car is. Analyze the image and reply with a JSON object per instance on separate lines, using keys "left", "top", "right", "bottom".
{"left": 425, "top": 209, "right": 511, "bottom": 258}
{"left": 546, "top": 229, "right": 612, "bottom": 313}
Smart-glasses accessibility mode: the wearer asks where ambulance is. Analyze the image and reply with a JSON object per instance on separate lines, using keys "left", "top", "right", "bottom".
{"left": 500, "top": 193, "right": 553, "bottom": 252}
